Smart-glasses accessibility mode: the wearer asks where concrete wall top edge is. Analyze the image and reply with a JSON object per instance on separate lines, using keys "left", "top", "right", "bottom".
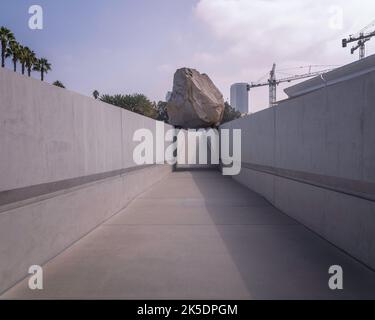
{"left": 0, "top": 67, "right": 172, "bottom": 192}
{"left": 0, "top": 67, "right": 159, "bottom": 121}
{"left": 220, "top": 67, "right": 375, "bottom": 183}
{"left": 285, "top": 54, "right": 375, "bottom": 98}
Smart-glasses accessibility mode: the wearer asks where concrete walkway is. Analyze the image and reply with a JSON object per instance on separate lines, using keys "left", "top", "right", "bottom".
{"left": 2, "top": 170, "right": 375, "bottom": 299}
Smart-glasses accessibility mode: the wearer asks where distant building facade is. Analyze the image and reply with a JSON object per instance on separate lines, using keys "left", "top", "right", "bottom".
{"left": 230, "top": 83, "right": 249, "bottom": 114}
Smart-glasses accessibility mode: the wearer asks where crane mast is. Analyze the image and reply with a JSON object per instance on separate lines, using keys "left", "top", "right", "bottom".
{"left": 241, "top": 20, "right": 375, "bottom": 109}
{"left": 248, "top": 64, "right": 335, "bottom": 108}
{"left": 269, "top": 63, "right": 277, "bottom": 107}
{"left": 342, "top": 19, "right": 375, "bottom": 60}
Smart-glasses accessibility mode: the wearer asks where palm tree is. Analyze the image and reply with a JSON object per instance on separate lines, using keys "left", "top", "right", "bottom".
{"left": 19, "top": 45, "right": 27, "bottom": 75}
{"left": 24, "top": 47, "right": 36, "bottom": 77}
{"left": 93, "top": 90, "right": 100, "bottom": 99}
{"left": 6, "top": 40, "right": 21, "bottom": 72}
{"left": 0, "top": 26, "right": 15, "bottom": 68}
{"left": 53, "top": 80, "right": 65, "bottom": 88}
{"left": 33, "top": 58, "right": 51, "bottom": 81}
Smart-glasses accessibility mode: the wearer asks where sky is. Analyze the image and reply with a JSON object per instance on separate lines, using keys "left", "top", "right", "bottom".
{"left": 1, "top": 0, "right": 375, "bottom": 113}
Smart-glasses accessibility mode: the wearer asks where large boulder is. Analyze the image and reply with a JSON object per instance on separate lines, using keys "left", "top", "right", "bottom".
{"left": 166, "top": 68, "right": 224, "bottom": 128}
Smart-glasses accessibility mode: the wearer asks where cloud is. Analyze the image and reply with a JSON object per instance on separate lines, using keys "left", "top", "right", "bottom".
{"left": 196, "top": 0, "right": 375, "bottom": 58}
{"left": 193, "top": 0, "right": 375, "bottom": 111}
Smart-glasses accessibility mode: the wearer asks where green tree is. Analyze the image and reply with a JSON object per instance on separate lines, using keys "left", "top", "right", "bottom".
{"left": 156, "top": 101, "right": 169, "bottom": 122}
{"left": 53, "top": 80, "right": 65, "bottom": 88}
{"left": 6, "top": 40, "right": 21, "bottom": 72}
{"left": 24, "top": 47, "right": 36, "bottom": 77}
{"left": 33, "top": 57, "right": 51, "bottom": 81}
{"left": 100, "top": 93, "right": 158, "bottom": 119}
{"left": 0, "top": 26, "right": 15, "bottom": 68}
{"left": 93, "top": 90, "right": 100, "bottom": 99}
{"left": 221, "top": 102, "right": 242, "bottom": 124}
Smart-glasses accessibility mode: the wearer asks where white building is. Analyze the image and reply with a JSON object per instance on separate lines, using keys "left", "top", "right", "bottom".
{"left": 230, "top": 83, "right": 249, "bottom": 114}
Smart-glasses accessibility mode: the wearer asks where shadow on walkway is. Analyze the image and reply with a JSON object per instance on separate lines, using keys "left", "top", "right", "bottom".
{"left": 2, "top": 169, "right": 375, "bottom": 299}
{"left": 190, "top": 169, "right": 375, "bottom": 299}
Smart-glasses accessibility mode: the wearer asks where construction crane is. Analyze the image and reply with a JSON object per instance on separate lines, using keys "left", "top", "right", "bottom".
{"left": 247, "top": 64, "right": 336, "bottom": 108}
{"left": 342, "top": 19, "right": 375, "bottom": 60}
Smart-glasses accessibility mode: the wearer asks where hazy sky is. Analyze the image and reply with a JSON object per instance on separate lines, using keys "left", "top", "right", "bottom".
{"left": 1, "top": 0, "right": 375, "bottom": 112}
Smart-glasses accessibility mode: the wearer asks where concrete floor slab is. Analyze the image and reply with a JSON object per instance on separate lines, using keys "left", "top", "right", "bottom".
{"left": 2, "top": 170, "right": 375, "bottom": 299}
{"left": 107, "top": 200, "right": 297, "bottom": 226}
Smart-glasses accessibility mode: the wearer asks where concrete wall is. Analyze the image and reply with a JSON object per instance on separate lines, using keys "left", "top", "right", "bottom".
{"left": 176, "top": 129, "right": 219, "bottom": 169}
{"left": 220, "top": 56, "right": 375, "bottom": 269}
{"left": 0, "top": 68, "right": 173, "bottom": 293}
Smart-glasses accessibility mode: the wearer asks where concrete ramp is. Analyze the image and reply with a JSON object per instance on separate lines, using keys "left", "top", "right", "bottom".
{"left": 2, "top": 170, "right": 374, "bottom": 299}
